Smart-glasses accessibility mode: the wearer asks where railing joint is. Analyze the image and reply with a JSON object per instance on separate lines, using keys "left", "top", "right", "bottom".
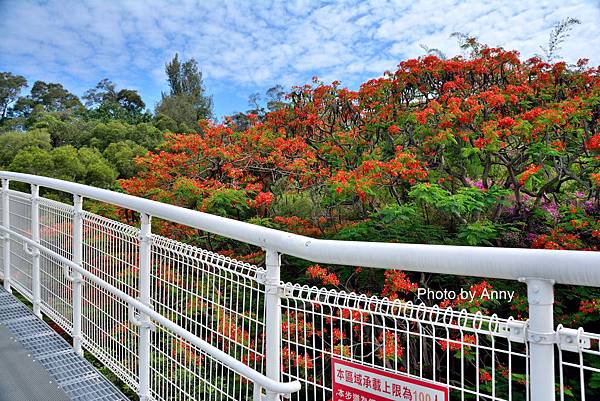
{"left": 526, "top": 329, "right": 556, "bottom": 345}
{"left": 258, "top": 272, "right": 285, "bottom": 296}
{"left": 128, "top": 303, "right": 156, "bottom": 331}
{"left": 138, "top": 233, "right": 153, "bottom": 244}
{"left": 62, "top": 264, "right": 84, "bottom": 283}
{"left": 23, "top": 242, "right": 40, "bottom": 256}
{"left": 556, "top": 326, "right": 590, "bottom": 352}
{"left": 498, "top": 318, "right": 527, "bottom": 343}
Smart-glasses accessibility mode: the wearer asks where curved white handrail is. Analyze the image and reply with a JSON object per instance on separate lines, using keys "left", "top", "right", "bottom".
{"left": 0, "top": 225, "right": 301, "bottom": 395}
{"left": 1, "top": 171, "right": 600, "bottom": 286}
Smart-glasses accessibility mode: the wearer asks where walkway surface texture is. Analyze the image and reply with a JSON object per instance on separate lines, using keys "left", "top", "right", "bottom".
{"left": 0, "top": 287, "right": 128, "bottom": 401}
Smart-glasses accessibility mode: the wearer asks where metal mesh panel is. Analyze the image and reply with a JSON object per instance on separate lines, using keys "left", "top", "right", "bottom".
{"left": 81, "top": 212, "right": 140, "bottom": 391}
{"left": 280, "top": 284, "right": 530, "bottom": 401}
{"left": 8, "top": 191, "right": 33, "bottom": 297}
{"left": 149, "top": 236, "right": 265, "bottom": 401}
{"left": 39, "top": 197, "right": 74, "bottom": 331}
{"left": 2, "top": 187, "right": 599, "bottom": 401}
{"left": 557, "top": 327, "right": 600, "bottom": 400}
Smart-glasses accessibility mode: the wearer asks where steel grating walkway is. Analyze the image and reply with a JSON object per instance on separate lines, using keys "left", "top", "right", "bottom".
{"left": 0, "top": 288, "right": 129, "bottom": 401}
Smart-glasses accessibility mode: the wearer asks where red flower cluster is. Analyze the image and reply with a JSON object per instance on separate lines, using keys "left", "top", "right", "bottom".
{"left": 381, "top": 270, "right": 418, "bottom": 299}
{"left": 306, "top": 264, "right": 340, "bottom": 286}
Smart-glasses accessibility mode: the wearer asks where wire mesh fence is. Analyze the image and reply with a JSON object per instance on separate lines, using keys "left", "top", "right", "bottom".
{"left": 280, "top": 284, "right": 530, "bottom": 401}
{"left": 556, "top": 327, "right": 600, "bottom": 401}
{"left": 149, "top": 236, "right": 266, "bottom": 401}
{"left": 1, "top": 188, "right": 599, "bottom": 401}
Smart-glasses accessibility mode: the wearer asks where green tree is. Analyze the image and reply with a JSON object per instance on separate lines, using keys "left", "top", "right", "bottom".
{"left": 90, "top": 120, "right": 161, "bottom": 150}
{"left": 265, "top": 84, "right": 287, "bottom": 112}
{"left": 155, "top": 97, "right": 198, "bottom": 132}
{"left": 84, "top": 79, "right": 149, "bottom": 124}
{"left": 116, "top": 89, "right": 145, "bottom": 113}
{"left": 90, "top": 121, "right": 131, "bottom": 150}
{"left": 127, "top": 123, "right": 162, "bottom": 149}
{"left": 155, "top": 53, "right": 212, "bottom": 130}
{"left": 13, "top": 81, "right": 81, "bottom": 117}
{"left": 0, "top": 72, "right": 27, "bottom": 120}
{"left": 103, "top": 140, "right": 147, "bottom": 178}
{"left": 0, "top": 129, "right": 52, "bottom": 167}
{"left": 30, "top": 113, "right": 96, "bottom": 147}
{"left": 50, "top": 145, "right": 86, "bottom": 181}
{"left": 153, "top": 113, "right": 179, "bottom": 132}
{"left": 9, "top": 146, "right": 54, "bottom": 175}
{"left": 77, "top": 147, "right": 117, "bottom": 187}
{"left": 9, "top": 144, "right": 116, "bottom": 188}
{"left": 82, "top": 78, "right": 118, "bottom": 107}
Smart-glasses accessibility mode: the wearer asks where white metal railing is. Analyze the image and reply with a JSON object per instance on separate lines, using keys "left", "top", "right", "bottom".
{"left": 0, "top": 171, "right": 599, "bottom": 401}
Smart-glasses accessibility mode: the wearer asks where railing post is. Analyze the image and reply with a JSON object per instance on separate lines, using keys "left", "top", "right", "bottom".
{"left": 2, "top": 178, "right": 10, "bottom": 293}
{"left": 31, "top": 184, "right": 41, "bottom": 318}
{"left": 264, "top": 249, "right": 282, "bottom": 401}
{"left": 523, "top": 278, "right": 555, "bottom": 401}
{"left": 72, "top": 194, "right": 84, "bottom": 356}
{"left": 138, "top": 213, "right": 152, "bottom": 401}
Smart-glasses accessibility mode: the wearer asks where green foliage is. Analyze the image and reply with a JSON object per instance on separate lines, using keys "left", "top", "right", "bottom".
{"left": 83, "top": 79, "right": 149, "bottom": 124}
{"left": 12, "top": 80, "right": 81, "bottom": 117}
{"left": 171, "top": 176, "right": 204, "bottom": 208}
{"left": 456, "top": 221, "right": 499, "bottom": 246}
{"left": 50, "top": 145, "right": 87, "bottom": 181}
{"left": 155, "top": 53, "right": 212, "bottom": 130}
{"left": 409, "top": 184, "right": 510, "bottom": 223}
{"left": 0, "top": 129, "right": 52, "bottom": 167}
{"left": 9, "top": 146, "right": 54, "bottom": 174}
{"left": 0, "top": 72, "right": 27, "bottom": 120}
{"left": 202, "top": 189, "right": 251, "bottom": 219}
{"left": 153, "top": 113, "right": 179, "bottom": 132}
{"left": 30, "top": 113, "right": 96, "bottom": 147}
{"left": 87, "top": 120, "right": 162, "bottom": 151}
{"left": 155, "top": 95, "right": 201, "bottom": 132}
{"left": 126, "top": 123, "right": 162, "bottom": 149}
{"left": 9, "top": 145, "right": 116, "bottom": 188}
{"left": 334, "top": 204, "right": 447, "bottom": 244}
{"left": 103, "top": 141, "right": 147, "bottom": 178}
{"left": 76, "top": 147, "right": 117, "bottom": 187}
{"left": 270, "top": 191, "right": 319, "bottom": 221}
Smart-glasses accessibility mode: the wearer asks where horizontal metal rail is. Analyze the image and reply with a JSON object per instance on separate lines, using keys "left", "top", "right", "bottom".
{"left": 1, "top": 171, "right": 599, "bottom": 287}
{"left": 0, "top": 225, "right": 301, "bottom": 396}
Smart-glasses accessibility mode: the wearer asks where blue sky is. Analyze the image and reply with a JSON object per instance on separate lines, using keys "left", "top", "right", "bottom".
{"left": 1, "top": 0, "right": 599, "bottom": 119}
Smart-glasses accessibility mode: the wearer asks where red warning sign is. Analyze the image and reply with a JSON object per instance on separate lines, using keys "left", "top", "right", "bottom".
{"left": 332, "top": 358, "right": 449, "bottom": 401}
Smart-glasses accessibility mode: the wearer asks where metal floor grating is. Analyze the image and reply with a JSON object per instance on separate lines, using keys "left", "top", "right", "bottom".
{"left": 0, "top": 288, "right": 129, "bottom": 400}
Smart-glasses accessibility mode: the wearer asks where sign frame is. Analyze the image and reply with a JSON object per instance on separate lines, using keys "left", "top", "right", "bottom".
{"left": 331, "top": 358, "right": 449, "bottom": 401}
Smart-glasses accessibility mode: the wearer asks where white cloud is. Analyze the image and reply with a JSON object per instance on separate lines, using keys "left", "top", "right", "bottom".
{"left": 1, "top": 0, "right": 599, "bottom": 116}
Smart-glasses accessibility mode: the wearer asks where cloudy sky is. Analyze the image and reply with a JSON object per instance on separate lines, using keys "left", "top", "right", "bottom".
{"left": 1, "top": 0, "right": 599, "bottom": 118}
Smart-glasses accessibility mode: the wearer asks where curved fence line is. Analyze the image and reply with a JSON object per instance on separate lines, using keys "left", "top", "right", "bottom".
{"left": 0, "top": 224, "right": 301, "bottom": 396}
{"left": 2, "top": 171, "right": 599, "bottom": 286}
{"left": 1, "top": 172, "right": 599, "bottom": 401}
